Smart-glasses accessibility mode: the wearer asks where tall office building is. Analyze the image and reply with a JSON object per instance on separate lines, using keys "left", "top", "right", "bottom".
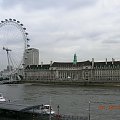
{"left": 24, "top": 48, "right": 39, "bottom": 67}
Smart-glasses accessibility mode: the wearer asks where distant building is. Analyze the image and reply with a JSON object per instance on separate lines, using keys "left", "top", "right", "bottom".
{"left": 50, "top": 61, "right": 92, "bottom": 82}
{"left": 24, "top": 60, "right": 120, "bottom": 83}
{"left": 24, "top": 54, "right": 120, "bottom": 84}
{"left": 24, "top": 48, "right": 39, "bottom": 67}
{"left": 25, "top": 64, "right": 55, "bottom": 81}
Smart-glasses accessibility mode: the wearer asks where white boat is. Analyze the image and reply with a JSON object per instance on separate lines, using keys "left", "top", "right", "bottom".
{"left": 27, "top": 104, "right": 55, "bottom": 115}
{"left": 41, "top": 104, "right": 55, "bottom": 115}
{"left": 0, "top": 93, "right": 6, "bottom": 102}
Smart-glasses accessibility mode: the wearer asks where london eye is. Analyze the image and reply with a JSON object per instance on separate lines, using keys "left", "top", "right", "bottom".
{"left": 0, "top": 18, "right": 30, "bottom": 80}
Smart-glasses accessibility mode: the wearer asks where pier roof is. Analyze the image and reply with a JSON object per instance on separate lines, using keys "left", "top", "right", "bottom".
{"left": 0, "top": 102, "right": 41, "bottom": 112}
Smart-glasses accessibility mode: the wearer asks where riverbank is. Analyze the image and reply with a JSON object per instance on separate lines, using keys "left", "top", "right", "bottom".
{"left": 18, "top": 80, "right": 120, "bottom": 87}
{"left": 0, "top": 81, "right": 119, "bottom": 120}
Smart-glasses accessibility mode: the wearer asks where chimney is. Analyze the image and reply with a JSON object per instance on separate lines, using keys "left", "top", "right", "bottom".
{"left": 41, "top": 62, "right": 43, "bottom": 67}
{"left": 92, "top": 58, "right": 94, "bottom": 68}
{"left": 50, "top": 61, "right": 53, "bottom": 66}
{"left": 105, "top": 58, "right": 107, "bottom": 65}
{"left": 112, "top": 58, "right": 114, "bottom": 65}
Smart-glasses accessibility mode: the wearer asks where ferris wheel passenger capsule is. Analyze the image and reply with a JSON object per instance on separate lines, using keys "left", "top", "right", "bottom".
{"left": 23, "top": 28, "right": 26, "bottom": 30}
{"left": 25, "top": 33, "right": 28, "bottom": 35}
{"left": 13, "top": 19, "right": 16, "bottom": 21}
{"left": 27, "top": 44, "right": 30, "bottom": 47}
{"left": 27, "top": 38, "right": 30, "bottom": 41}
{"left": 5, "top": 19, "right": 8, "bottom": 21}
{"left": 9, "top": 18, "right": 12, "bottom": 21}
{"left": 20, "top": 24, "right": 23, "bottom": 26}
{"left": 17, "top": 21, "right": 20, "bottom": 23}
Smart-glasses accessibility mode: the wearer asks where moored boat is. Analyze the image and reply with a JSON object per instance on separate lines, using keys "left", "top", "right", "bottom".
{"left": 0, "top": 93, "right": 6, "bottom": 102}
{"left": 41, "top": 104, "right": 55, "bottom": 114}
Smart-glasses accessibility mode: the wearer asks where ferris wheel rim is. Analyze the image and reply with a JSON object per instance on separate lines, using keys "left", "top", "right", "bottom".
{"left": 0, "top": 18, "right": 30, "bottom": 51}
{"left": 0, "top": 18, "right": 30, "bottom": 70}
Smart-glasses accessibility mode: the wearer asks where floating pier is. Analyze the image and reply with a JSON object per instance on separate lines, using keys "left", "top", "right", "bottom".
{"left": 0, "top": 102, "right": 88, "bottom": 120}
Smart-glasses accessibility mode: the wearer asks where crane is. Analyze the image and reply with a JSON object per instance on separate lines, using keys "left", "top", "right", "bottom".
{"left": 3, "top": 47, "right": 12, "bottom": 80}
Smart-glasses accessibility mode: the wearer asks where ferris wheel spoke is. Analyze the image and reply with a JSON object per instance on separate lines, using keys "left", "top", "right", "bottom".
{"left": 0, "top": 18, "right": 30, "bottom": 80}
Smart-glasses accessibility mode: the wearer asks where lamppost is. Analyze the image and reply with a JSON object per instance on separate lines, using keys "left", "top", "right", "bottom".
{"left": 49, "top": 105, "right": 51, "bottom": 120}
{"left": 88, "top": 101, "right": 91, "bottom": 120}
{"left": 57, "top": 105, "right": 60, "bottom": 120}
{"left": 49, "top": 97, "right": 51, "bottom": 120}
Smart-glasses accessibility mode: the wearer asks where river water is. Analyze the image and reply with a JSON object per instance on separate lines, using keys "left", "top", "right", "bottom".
{"left": 0, "top": 84, "right": 120, "bottom": 120}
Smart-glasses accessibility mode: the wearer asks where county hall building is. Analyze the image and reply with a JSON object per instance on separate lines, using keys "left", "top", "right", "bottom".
{"left": 24, "top": 54, "right": 120, "bottom": 84}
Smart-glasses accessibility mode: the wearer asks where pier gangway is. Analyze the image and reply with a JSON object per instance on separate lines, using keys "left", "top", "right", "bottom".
{"left": 58, "top": 114, "right": 88, "bottom": 120}
{"left": 0, "top": 102, "right": 88, "bottom": 120}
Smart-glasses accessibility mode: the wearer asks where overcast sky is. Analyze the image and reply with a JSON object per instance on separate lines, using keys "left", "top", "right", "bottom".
{"left": 0, "top": 0, "right": 120, "bottom": 67}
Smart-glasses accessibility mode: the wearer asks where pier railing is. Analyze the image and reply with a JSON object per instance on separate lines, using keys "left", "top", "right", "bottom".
{"left": 55, "top": 114, "right": 88, "bottom": 120}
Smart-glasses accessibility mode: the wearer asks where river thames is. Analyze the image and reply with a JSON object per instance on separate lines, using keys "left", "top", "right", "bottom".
{"left": 0, "top": 84, "right": 120, "bottom": 120}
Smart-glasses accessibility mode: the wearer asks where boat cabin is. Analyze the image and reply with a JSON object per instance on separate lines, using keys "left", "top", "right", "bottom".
{"left": 0, "top": 93, "right": 6, "bottom": 102}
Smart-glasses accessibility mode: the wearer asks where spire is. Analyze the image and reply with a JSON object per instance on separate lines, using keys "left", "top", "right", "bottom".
{"left": 73, "top": 53, "right": 77, "bottom": 65}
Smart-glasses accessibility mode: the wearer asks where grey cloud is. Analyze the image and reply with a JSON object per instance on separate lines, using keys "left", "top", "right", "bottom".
{"left": 0, "top": 0, "right": 96, "bottom": 10}
{"left": 102, "top": 34, "right": 120, "bottom": 44}
{"left": 103, "top": 39, "right": 120, "bottom": 44}
{"left": 1, "top": 0, "right": 120, "bottom": 69}
{"left": 82, "top": 31, "right": 104, "bottom": 41}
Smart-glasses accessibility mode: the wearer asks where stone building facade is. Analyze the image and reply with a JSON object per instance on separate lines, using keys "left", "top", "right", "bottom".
{"left": 92, "top": 61, "right": 120, "bottom": 83}
{"left": 24, "top": 60, "right": 120, "bottom": 83}
{"left": 25, "top": 64, "right": 56, "bottom": 81}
